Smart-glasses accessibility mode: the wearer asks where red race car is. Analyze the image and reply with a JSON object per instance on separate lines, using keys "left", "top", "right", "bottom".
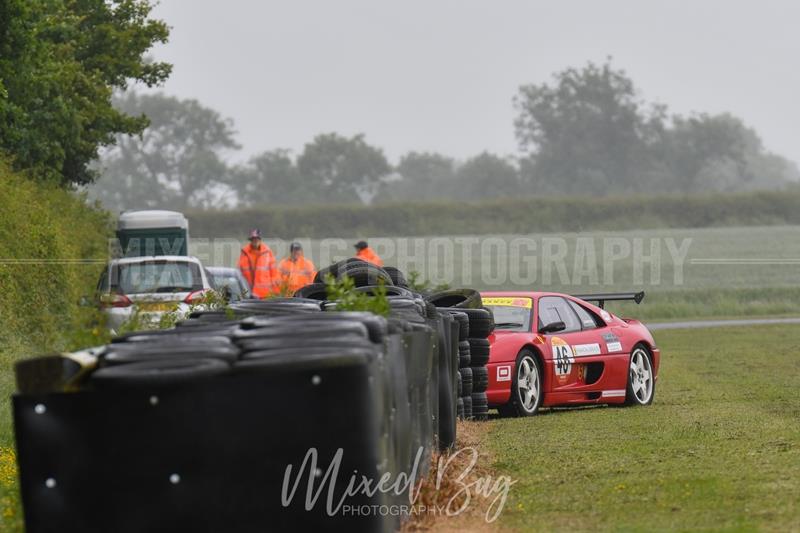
{"left": 481, "top": 291, "right": 660, "bottom": 416}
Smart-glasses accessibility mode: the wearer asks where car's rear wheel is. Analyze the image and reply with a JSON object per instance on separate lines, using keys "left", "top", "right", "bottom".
{"left": 625, "top": 344, "right": 655, "bottom": 406}
{"left": 498, "top": 349, "right": 542, "bottom": 417}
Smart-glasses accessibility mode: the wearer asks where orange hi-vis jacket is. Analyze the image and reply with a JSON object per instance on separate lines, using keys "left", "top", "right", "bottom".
{"left": 355, "top": 247, "right": 383, "bottom": 267}
{"left": 277, "top": 253, "right": 317, "bottom": 294}
{"left": 238, "top": 243, "right": 278, "bottom": 298}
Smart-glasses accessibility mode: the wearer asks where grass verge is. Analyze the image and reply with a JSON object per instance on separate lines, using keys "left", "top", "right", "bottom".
{"left": 483, "top": 324, "right": 800, "bottom": 531}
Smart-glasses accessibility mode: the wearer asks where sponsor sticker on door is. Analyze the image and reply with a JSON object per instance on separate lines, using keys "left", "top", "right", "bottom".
{"left": 573, "top": 343, "right": 601, "bottom": 357}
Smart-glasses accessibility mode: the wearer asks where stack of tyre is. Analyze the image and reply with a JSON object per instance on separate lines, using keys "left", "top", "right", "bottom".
{"left": 427, "top": 289, "right": 494, "bottom": 421}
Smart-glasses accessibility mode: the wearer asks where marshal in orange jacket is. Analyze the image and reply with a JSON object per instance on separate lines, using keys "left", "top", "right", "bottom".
{"left": 277, "top": 253, "right": 317, "bottom": 294}
{"left": 238, "top": 243, "right": 278, "bottom": 298}
{"left": 355, "top": 247, "right": 383, "bottom": 267}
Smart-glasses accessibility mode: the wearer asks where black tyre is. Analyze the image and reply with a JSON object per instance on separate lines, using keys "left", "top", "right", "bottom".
{"left": 339, "top": 264, "right": 393, "bottom": 287}
{"left": 249, "top": 312, "right": 388, "bottom": 344}
{"left": 237, "top": 335, "right": 373, "bottom": 353}
{"left": 313, "top": 258, "right": 368, "bottom": 283}
{"left": 457, "top": 370, "right": 462, "bottom": 396}
{"left": 91, "top": 358, "right": 229, "bottom": 389}
{"left": 234, "top": 321, "right": 369, "bottom": 341}
{"left": 446, "top": 311, "right": 469, "bottom": 340}
{"left": 293, "top": 283, "right": 329, "bottom": 300}
{"left": 382, "top": 266, "right": 409, "bottom": 288}
{"left": 462, "top": 394, "right": 473, "bottom": 420}
{"left": 426, "top": 289, "right": 482, "bottom": 309}
{"left": 356, "top": 285, "right": 413, "bottom": 298}
{"left": 458, "top": 308, "right": 495, "bottom": 338}
{"left": 471, "top": 392, "right": 489, "bottom": 421}
{"left": 101, "top": 344, "right": 240, "bottom": 366}
{"left": 460, "top": 367, "right": 473, "bottom": 396}
{"left": 468, "top": 338, "right": 490, "bottom": 365}
{"left": 625, "top": 344, "right": 656, "bottom": 406}
{"left": 458, "top": 340, "right": 471, "bottom": 368}
{"left": 456, "top": 397, "right": 465, "bottom": 419}
{"left": 470, "top": 365, "right": 488, "bottom": 393}
{"left": 497, "top": 349, "right": 543, "bottom": 417}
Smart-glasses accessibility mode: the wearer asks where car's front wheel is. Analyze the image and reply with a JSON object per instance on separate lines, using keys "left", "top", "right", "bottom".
{"left": 625, "top": 344, "right": 655, "bottom": 406}
{"left": 498, "top": 349, "right": 542, "bottom": 417}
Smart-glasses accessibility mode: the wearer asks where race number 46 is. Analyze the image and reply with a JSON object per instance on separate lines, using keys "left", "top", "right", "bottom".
{"left": 551, "top": 338, "right": 574, "bottom": 376}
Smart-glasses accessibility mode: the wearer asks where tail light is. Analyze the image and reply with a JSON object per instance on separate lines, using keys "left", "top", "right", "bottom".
{"left": 99, "top": 293, "right": 132, "bottom": 308}
{"left": 183, "top": 290, "right": 209, "bottom": 304}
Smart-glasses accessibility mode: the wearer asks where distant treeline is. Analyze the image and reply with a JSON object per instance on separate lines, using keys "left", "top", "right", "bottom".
{"left": 90, "top": 61, "right": 799, "bottom": 213}
{"left": 185, "top": 189, "right": 800, "bottom": 239}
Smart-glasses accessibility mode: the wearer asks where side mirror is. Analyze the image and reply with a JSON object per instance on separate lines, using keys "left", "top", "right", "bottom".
{"left": 539, "top": 321, "right": 566, "bottom": 334}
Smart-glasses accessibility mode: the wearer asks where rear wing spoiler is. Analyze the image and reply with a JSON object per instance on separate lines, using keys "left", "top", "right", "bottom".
{"left": 571, "top": 291, "right": 645, "bottom": 309}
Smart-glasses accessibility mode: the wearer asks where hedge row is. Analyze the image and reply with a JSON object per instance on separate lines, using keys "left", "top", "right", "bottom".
{"left": 186, "top": 190, "right": 800, "bottom": 239}
{"left": 0, "top": 162, "right": 112, "bottom": 351}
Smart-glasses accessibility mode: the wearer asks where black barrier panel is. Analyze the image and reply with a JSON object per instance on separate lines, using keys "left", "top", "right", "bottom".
{"left": 14, "top": 305, "right": 454, "bottom": 533}
{"left": 14, "top": 340, "right": 436, "bottom": 533}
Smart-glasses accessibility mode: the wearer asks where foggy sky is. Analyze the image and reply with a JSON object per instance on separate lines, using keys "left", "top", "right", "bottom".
{"left": 146, "top": 0, "right": 800, "bottom": 165}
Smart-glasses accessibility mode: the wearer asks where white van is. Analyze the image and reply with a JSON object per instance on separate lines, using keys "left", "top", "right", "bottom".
{"left": 117, "top": 210, "right": 189, "bottom": 257}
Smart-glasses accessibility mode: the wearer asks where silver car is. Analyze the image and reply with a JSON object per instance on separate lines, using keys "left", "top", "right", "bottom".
{"left": 206, "top": 266, "right": 251, "bottom": 302}
{"left": 96, "top": 255, "right": 213, "bottom": 332}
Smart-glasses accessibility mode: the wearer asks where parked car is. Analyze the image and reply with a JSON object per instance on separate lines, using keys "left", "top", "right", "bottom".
{"left": 481, "top": 291, "right": 660, "bottom": 416}
{"left": 206, "top": 266, "right": 251, "bottom": 302}
{"left": 96, "top": 255, "right": 213, "bottom": 332}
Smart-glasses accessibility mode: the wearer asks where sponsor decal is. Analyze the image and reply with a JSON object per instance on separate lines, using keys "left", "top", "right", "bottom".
{"left": 551, "top": 337, "right": 574, "bottom": 378}
{"left": 601, "top": 389, "right": 626, "bottom": 398}
{"left": 606, "top": 341, "right": 622, "bottom": 353}
{"left": 497, "top": 365, "right": 512, "bottom": 382}
{"left": 482, "top": 297, "right": 532, "bottom": 309}
{"left": 602, "top": 332, "right": 619, "bottom": 343}
{"left": 573, "top": 343, "right": 601, "bottom": 357}
{"left": 600, "top": 310, "right": 612, "bottom": 322}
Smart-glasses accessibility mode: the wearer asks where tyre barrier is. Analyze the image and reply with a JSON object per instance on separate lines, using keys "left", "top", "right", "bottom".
{"left": 13, "top": 267, "right": 465, "bottom": 533}
{"left": 471, "top": 365, "right": 489, "bottom": 393}
{"left": 471, "top": 392, "right": 489, "bottom": 421}
{"left": 457, "top": 340, "right": 471, "bottom": 368}
{"left": 467, "top": 338, "right": 490, "bottom": 366}
{"left": 462, "top": 394, "right": 473, "bottom": 420}
{"left": 428, "top": 293, "right": 495, "bottom": 424}
{"left": 460, "top": 366, "right": 474, "bottom": 397}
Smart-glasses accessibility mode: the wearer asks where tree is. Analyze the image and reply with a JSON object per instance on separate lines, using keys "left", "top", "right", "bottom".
{"left": 90, "top": 92, "right": 239, "bottom": 211}
{"left": 454, "top": 152, "right": 521, "bottom": 199}
{"left": 397, "top": 152, "right": 455, "bottom": 183}
{"left": 0, "top": 0, "right": 170, "bottom": 186}
{"left": 297, "top": 133, "right": 390, "bottom": 203}
{"left": 233, "top": 149, "right": 303, "bottom": 206}
{"left": 514, "top": 60, "right": 664, "bottom": 194}
{"left": 376, "top": 151, "right": 455, "bottom": 202}
{"left": 662, "top": 113, "right": 795, "bottom": 193}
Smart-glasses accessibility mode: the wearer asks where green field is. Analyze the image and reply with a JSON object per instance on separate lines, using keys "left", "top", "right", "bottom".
{"left": 195, "top": 225, "right": 800, "bottom": 320}
{"left": 483, "top": 324, "right": 800, "bottom": 532}
{"left": 203, "top": 225, "right": 800, "bottom": 292}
